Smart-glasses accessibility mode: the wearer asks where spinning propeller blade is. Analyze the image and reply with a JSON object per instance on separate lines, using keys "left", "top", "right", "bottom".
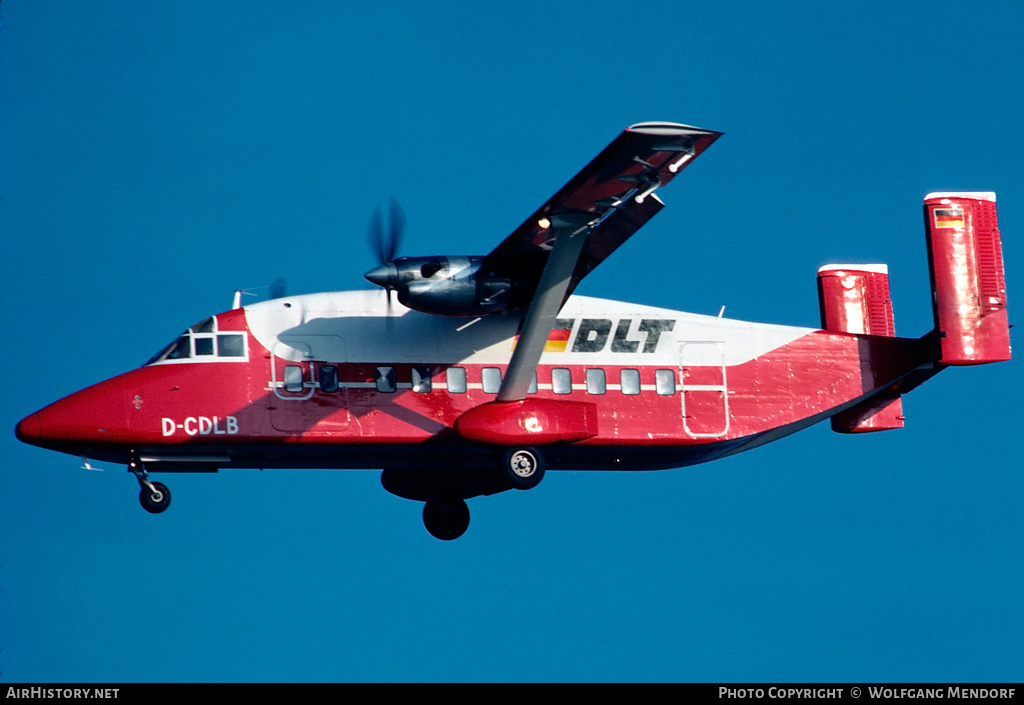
{"left": 365, "top": 199, "right": 407, "bottom": 318}
{"left": 368, "top": 198, "right": 405, "bottom": 267}
{"left": 268, "top": 278, "right": 287, "bottom": 300}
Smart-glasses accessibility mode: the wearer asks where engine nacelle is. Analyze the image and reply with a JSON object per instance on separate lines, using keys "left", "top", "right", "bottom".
{"left": 366, "top": 255, "right": 527, "bottom": 316}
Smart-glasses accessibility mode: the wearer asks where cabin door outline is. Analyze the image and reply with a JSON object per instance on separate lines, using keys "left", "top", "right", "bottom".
{"left": 679, "top": 341, "right": 729, "bottom": 438}
{"left": 269, "top": 335, "right": 350, "bottom": 433}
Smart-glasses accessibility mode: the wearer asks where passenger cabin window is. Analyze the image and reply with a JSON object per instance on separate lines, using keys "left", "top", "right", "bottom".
{"left": 620, "top": 369, "right": 640, "bottom": 395}
{"left": 482, "top": 367, "right": 502, "bottom": 394}
{"left": 656, "top": 369, "right": 676, "bottom": 395}
{"left": 412, "top": 367, "right": 432, "bottom": 393}
{"left": 319, "top": 365, "right": 339, "bottom": 393}
{"left": 284, "top": 365, "right": 304, "bottom": 393}
{"left": 376, "top": 366, "right": 397, "bottom": 393}
{"left": 446, "top": 367, "right": 467, "bottom": 394}
{"left": 586, "top": 369, "right": 606, "bottom": 395}
{"left": 552, "top": 368, "right": 572, "bottom": 395}
{"left": 528, "top": 373, "right": 538, "bottom": 394}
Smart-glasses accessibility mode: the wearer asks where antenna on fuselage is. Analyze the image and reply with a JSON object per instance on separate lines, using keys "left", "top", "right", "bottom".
{"left": 232, "top": 278, "right": 288, "bottom": 309}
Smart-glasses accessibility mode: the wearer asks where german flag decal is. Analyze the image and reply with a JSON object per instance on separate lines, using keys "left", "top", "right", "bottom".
{"left": 512, "top": 319, "right": 573, "bottom": 352}
{"left": 934, "top": 207, "right": 965, "bottom": 229}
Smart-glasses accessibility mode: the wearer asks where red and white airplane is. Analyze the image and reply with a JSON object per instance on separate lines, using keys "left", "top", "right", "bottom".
{"left": 15, "top": 122, "right": 1011, "bottom": 540}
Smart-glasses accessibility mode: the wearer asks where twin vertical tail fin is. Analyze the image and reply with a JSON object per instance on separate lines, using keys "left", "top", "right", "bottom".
{"left": 816, "top": 192, "right": 1011, "bottom": 434}
{"left": 817, "top": 264, "right": 896, "bottom": 337}
{"left": 924, "top": 192, "right": 1011, "bottom": 364}
{"left": 817, "top": 264, "right": 905, "bottom": 433}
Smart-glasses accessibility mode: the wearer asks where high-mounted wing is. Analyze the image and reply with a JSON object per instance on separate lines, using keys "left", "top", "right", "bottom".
{"left": 493, "top": 122, "right": 721, "bottom": 401}
{"left": 481, "top": 122, "right": 722, "bottom": 307}
{"left": 361, "top": 123, "right": 719, "bottom": 319}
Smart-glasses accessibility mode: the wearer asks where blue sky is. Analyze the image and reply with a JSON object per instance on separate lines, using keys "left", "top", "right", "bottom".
{"left": 2, "top": 1, "right": 1022, "bottom": 682}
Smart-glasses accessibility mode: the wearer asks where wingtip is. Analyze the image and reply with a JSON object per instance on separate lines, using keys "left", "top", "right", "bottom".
{"left": 627, "top": 121, "right": 723, "bottom": 137}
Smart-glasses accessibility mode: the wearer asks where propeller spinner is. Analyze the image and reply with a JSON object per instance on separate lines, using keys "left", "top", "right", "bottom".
{"left": 365, "top": 199, "right": 405, "bottom": 292}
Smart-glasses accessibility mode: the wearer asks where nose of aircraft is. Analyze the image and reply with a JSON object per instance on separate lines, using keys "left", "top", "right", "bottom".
{"left": 14, "top": 376, "right": 132, "bottom": 452}
{"left": 14, "top": 412, "right": 42, "bottom": 442}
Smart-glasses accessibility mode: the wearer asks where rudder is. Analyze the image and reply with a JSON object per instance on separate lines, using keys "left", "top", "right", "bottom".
{"left": 924, "top": 192, "right": 1011, "bottom": 364}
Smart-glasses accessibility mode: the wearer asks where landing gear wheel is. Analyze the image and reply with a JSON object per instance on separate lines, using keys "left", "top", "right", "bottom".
{"left": 422, "top": 499, "right": 470, "bottom": 541}
{"left": 139, "top": 481, "right": 171, "bottom": 514}
{"left": 502, "top": 447, "right": 545, "bottom": 490}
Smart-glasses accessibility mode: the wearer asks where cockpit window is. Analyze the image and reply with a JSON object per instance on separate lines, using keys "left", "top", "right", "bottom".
{"left": 145, "top": 316, "right": 246, "bottom": 365}
{"left": 217, "top": 334, "right": 245, "bottom": 357}
{"left": 167, "top": 336, "right": 191, "bottom": 360}
{"left": 191, "top": 317, "right": 215, "bottom": 333}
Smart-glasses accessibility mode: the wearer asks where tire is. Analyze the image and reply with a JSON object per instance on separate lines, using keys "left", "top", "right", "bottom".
{"left": 422, "top": 499, "right": 470, "bottom": 541}
{"left": 139, "top": 481, "right": 171, "bottom": 514}
{"left": 502, "top": 447, "right": 545, "bottom": 490}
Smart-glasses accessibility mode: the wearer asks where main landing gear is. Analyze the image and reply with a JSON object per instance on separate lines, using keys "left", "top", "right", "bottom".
{"left": 404, "top": 446, "right": 547, "bottom": 541}
{"left": 502, "top": 447, "right": 545, "bottom": 490}
{"left": 129, "top": 458, "right": 171, "bottom": 514}
{"left": 422, "top": 498, "right": 470, "bottom": 541}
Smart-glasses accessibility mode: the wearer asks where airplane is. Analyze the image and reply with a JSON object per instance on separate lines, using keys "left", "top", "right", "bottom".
{"left": 15, "top": 121, "right": 1011, "bottom": 540}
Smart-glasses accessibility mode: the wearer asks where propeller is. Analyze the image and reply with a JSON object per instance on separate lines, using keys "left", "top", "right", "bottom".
{"left": 368, "top": 198, "right": 405, "bottom": 268}
{"left": 268, "top": 277, "right": 287, "bottom": 300}
{"left": 365, "top": 199, "right": 406, "bottom": 313}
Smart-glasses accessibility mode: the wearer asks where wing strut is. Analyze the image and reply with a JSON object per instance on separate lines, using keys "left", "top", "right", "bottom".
{"left": 496, "top": 214, "right": 592, "bottom": 401}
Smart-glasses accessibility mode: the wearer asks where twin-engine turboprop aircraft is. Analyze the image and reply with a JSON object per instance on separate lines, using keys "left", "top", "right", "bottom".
{"left": 16, "top": 122, "right": 1011, "bottom": 540}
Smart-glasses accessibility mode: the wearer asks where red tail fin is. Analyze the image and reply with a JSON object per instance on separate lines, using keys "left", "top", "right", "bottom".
{"left": 924, "top": 192, "right": 1011, "bottom": 364}
{"left": 817, "top": 264, "right": 896, "bottom": 336}
{"left": 818, "top": 265, "right": 904, "bottom": 433}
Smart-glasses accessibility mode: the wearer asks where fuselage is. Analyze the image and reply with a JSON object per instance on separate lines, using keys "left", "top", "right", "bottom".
{"left": 15, "top": 290, "right": 934, "bottom": 473}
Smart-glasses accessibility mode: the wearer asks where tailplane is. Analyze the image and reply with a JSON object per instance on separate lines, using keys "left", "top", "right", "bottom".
{"left": 924, "top": 192, "right": 1010, "bottom": 364}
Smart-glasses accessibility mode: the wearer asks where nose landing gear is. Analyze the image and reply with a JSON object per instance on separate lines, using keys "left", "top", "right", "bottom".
{"left": 129, "top": 458, "right": 171, "bottom": 514}
{"left": 139, "top": 481, "right": 171, "bottom": 514}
